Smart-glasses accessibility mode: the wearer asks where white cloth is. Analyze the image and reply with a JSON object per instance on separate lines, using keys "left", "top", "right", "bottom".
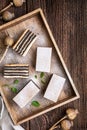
{"left": 0, "top": 96, "right": 25, "bottom": 130}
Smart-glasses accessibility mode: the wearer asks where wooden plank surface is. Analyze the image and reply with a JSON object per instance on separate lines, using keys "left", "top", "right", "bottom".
{"left": 0, "top": 0, "right": 87, "bottom": 130}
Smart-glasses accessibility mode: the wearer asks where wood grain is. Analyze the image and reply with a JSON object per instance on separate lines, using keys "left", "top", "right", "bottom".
{"left": 0, "top": 9, "right": 79, "bottom": 125}
{"left": 0, "top": 0, "right": 87, "bottom": 130}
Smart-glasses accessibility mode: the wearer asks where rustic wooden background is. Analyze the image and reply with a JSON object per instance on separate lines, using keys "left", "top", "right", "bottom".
{"left": 0, "top": 0, "right": 87, "bottom": 130}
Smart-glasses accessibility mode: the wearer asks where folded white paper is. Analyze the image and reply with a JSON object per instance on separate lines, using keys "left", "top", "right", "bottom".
{"left": 0, "top": 96, "right": 25, "bottom": 130}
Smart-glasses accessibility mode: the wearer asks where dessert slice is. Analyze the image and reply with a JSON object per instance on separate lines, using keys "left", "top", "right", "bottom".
{"left": 4, "top": 64, "right": 29, "bottom": 78}
{"left": 13, "top": 80, "right": 40, "bottom": 108}
{"left": 36, "top": 47, "right": 52, "bottom": 72}
{"left": 44, "top": 74, "right": 66, "bottom": 102}
{"left": 13, "top": 29, "right": 37, "bottom": 56}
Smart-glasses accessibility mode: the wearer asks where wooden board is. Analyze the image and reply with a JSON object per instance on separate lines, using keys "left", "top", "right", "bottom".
{"left": 0, "top": 8, "right": 80, "bottom": 125}
{"left": 0, "top": 32, "right": 8, "bottom": 63}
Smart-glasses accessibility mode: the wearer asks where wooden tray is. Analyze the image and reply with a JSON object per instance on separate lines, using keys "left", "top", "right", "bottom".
{"left": 0, "top": 8, "right": 80, "bottom": 125}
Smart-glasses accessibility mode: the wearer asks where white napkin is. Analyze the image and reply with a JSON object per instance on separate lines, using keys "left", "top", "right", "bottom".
{"left": 0, "top": 96, "right": 25, "bottom": 130}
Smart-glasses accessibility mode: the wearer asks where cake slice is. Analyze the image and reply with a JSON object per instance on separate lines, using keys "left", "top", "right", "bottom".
{"left": 13, "top": 29, "right": 38, "bottom": 56}
{"left": 4, "top": 64, "right": 29, "bottom": 78}
{"left": 36, "top": 47, "right": 52, "bottom": 72}
{"left": 13, "top": 80, "right": 40, "bottom": 108}
{"left": 44, "top": 74, "right": 66, "bottom": 102}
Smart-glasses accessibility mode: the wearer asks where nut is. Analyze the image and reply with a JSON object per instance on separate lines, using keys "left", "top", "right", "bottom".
{"left": 4, "top": 36, "right": 14, "bottom": 46}
{"left": 66, "top": 108, "right": 79, "bottom": 120}
{"left": 61, "top": 119, "right": 73, "bottom": 130}
{"left": 2, "top": 11, "right": 15, "bottom": 22}
{"left": 13, "top": 0, "right": 24, "bottom": 7}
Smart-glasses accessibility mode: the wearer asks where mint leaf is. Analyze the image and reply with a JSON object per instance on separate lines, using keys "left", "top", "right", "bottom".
{"left": 41, "top": 80, "right": 45, "bottom": 84}
{"left": 31, "top": 101, "right": 40, "bottom": 107}
{"left": 13, "top": 79, "right": 19, "bottom": 84}
{"left": 34, "top": 75, "right": 37, "bottom": 79}
{"left": 11, "top": 87, "right": 17, "bottom": 93}
{"left": 2, "top": 84, "right": 18, "bottom": 93}
{"left": 40, "top": 72, "right": 44, "bottom": 78}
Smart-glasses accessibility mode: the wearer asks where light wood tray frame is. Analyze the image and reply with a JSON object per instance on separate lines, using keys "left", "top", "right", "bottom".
{"left": 0, "top": 8, "right": 80, "bottom": 125}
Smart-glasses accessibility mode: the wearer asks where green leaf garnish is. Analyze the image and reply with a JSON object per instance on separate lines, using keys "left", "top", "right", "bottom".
{"left": 11, "top": 87, "right": 17, "bottom": 93}
{"left": 34, "top": 75, "right": 37, "bottom": 79}
{"left": 40, "top": 72, "right": 44, "bottom": 78}
{"left": 13, "top": 79, "right": 19, "bottom": 84}
{"left": 2, "top": 84, "right": 18, "bottom": 93}
{"left": 31, "top": 101, "right": 40, "bottom": 107}
{"left": 41, "top": 80, "right": 45, "bottom": 84}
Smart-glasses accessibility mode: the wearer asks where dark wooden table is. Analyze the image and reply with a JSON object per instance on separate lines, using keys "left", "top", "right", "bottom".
{"left": 0, "top": 0, "right": 87, "bottom": 130}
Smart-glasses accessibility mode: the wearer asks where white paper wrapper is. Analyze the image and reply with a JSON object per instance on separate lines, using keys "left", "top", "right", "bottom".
{"left": 0, "top": 96, "right": 25, "bottom": 130}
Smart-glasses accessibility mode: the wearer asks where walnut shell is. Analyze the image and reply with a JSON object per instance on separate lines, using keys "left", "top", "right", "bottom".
{"left": 61, "top": 119, "right": 73, "bottom": 130}
{"left": 2, "top": 11, "right": 15, "bottom": 22}
{"left": 4, "top": 36, "right": 14, "bottom": 46}
{"left": 13, "top": 0, "right": 24, "bottom": 7}
{"left": 66, "top": 108, "right": 79, "bottom": 120}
